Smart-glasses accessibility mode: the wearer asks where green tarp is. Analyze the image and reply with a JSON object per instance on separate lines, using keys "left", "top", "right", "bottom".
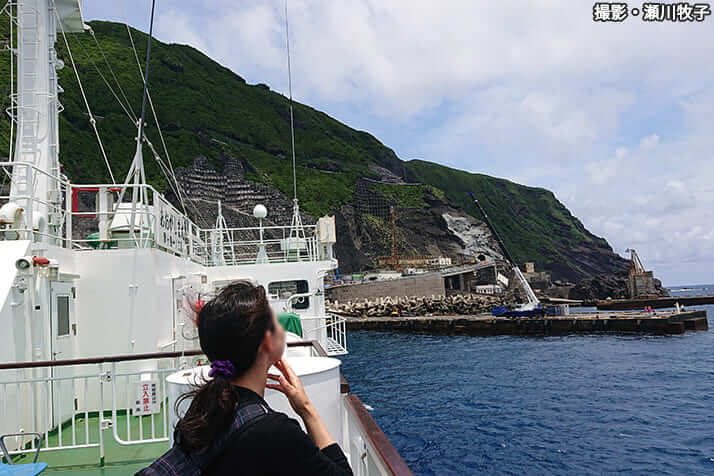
{"left": 85, "top": 232, "right": 117, "bottom": 249}
{"left": 277, "top": 312, "right": 302, "bottom": 337}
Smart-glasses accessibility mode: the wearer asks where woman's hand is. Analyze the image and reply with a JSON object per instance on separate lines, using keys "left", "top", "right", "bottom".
{"left": 267, "top": 359, "right": 337, "bottom": 450}
{"left": 266, "top": 359, "right": 314, "bottom": 418}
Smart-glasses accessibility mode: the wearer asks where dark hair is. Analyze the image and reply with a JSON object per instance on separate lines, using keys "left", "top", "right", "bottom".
{"left": 175, "top": 280, "right": 275, "bottom": 452}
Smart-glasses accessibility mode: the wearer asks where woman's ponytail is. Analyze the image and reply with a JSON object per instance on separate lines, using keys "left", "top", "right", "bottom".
{"left": 175, "top": 374, "right": 240, "bottom": 451}
{"left": 174, "top": 281, "right": 274, "bottom": 453}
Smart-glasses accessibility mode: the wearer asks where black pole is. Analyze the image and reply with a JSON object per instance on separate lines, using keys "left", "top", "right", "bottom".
{"left": 137, "top": 0, "right": 156, "bottom": 141}
{"left": 467, "top": 192, "right": 517, "bottom": 265}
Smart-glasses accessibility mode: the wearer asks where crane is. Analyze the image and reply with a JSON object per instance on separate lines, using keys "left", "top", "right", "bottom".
{"left": 467, "top": 192, "right": 543, "bottom": 316}
{"left": 625, "top": 248, "right": 645, "bottom": 274}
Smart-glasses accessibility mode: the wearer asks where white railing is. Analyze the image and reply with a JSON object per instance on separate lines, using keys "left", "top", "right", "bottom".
{"left": 0, "top": 370, "right": 105, "bottom": 456}
{"left": 66, "top": 183, "right": 205, "bottom": 263}
{"left": 1, "top": 162, "right": 329, "bottom": 266}
{"left": 0, "top": 346, "right": 410, "bottom": 475}
{"left": 0, "top": 161, "right": 71, "bottom": 246}
{"left": 300, "top": 314, "right": 348, "bottom": 356}
{"left": 0, "top": 352, "right": 204, "bottom": 464}
{"left": 108, "top": 363, "right": 179, "bottom": 446}
{"left": 203, "top": 224, "right": 321, "bottom": 266}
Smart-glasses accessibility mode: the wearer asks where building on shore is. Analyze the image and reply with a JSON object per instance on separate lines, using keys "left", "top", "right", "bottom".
{"left": 522, "top": 262, "right": 552, "bottom": 291}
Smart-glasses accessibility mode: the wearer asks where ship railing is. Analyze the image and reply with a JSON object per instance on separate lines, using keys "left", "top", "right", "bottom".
{"left": 299, "top": 313, "right": 348, "bottom": 356}
{"left": 67, "top": 183, "right": 209, "bottom": 264}
{"left": 0, "top": 345, "right": 411, "bottom": 474}
{"left": 198, "top": 224, "right": 322, "bottom": 265}
{"left": 0, "top": 160, "right": 71, "bottom": 246}
{"left": 343, "top": 394, "right": 413, "bottom": 476}
{"left": 1, "top": 167, "right": 329, "bottom": 266}
{"left": 0, "top": 344, "right": 331, "bottom": 461}
{"left": 0, "top": 350, "right": 204, "bottom": 464}
{"left": 66, "top": 182, "right": 327, "bottom": 265}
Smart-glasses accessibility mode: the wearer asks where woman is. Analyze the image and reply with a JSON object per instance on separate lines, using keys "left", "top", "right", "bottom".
{"left": 141, "top": 280, "right": 352, "bottom": 475}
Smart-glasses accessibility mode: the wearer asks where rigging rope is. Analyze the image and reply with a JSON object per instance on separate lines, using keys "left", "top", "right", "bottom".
{"left": 88, "top": 26, "right": 137, "bottom": 121}
{"left": 70, "top": 32, "right": 137, "bottom": 123}
{"left": 284, "top": 0, "right": 298, "bottom": 203}
{"left": 101, "top": 0, "right": 214, "bottom": 232}
{"left": 69, "top": 18, "right": 194, "bottom": 228}
{"left": 123, "top": 22, "right": 204, "bottom": 224}
{"left": 55, "top": 7, "right": 116, "bottom": 184}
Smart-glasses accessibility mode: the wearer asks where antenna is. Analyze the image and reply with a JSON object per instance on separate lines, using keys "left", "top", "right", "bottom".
{"left": 284, "top": 0, "right": 297, "bottom": 203}
{"left": 137, "top": 0, "right": 156, "bottom": 147}
{"left": 283, "top": 0, "right": 306, "bottom": 259}
{"left": 115, "top": 0, "right": 157, "bottom": 245}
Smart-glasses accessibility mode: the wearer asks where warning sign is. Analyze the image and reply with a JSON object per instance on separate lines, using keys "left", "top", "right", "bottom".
{"left": 133, "top": 379, "right": 159, "bottom": 416}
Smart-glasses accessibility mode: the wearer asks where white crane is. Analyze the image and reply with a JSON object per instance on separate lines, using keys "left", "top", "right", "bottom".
{"left": 468, "top": 193, "right": 542, "bottom": 315}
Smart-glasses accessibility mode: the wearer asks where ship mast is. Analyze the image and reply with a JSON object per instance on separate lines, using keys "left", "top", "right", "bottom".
{"left": 7, "top": 0, "right": 83, "bottom": 244}
{"left": 284, "top": 0, "right": 306, "bottom": 256}
{"left": 114, "top": 0, "right": 156, "bottom": 245}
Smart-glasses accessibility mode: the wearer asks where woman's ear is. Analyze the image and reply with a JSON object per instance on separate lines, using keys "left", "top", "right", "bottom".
{"left": 260, "top": 329, "right": 274, "bottom": 355}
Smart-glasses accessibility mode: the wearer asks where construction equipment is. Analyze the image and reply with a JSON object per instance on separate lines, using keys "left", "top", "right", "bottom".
{"left": 625, "top": 248, "right": 645, "bottom": 274}
{"left": 624, "top": 248, "right": 658, "bottom": 297}
{"left": 467, "top": 192, "right": 544, "bottom": 317}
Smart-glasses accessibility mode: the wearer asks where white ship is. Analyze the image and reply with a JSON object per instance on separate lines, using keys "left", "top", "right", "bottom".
{"left": 0, "top": 1, "right": 410, "bottom": 473}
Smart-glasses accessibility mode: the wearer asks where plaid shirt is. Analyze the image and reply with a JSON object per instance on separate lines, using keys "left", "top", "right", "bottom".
{"left": 136, "top": 402, "right": 271, "bottom": 475}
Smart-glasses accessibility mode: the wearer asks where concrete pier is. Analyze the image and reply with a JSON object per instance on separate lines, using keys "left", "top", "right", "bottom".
{"left": 345, "top": 310, "right": 708, "bottom": 336}
{"left": 596, "top": 295, "right": 714, "bottom": 310}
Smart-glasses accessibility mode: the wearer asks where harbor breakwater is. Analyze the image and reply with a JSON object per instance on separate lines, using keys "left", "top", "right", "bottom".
{"left": 345, "top": 310, "right": 708, "bottom": 336}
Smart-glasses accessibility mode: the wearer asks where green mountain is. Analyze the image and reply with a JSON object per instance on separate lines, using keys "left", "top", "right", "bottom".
{"left": 404, "top": 161, "right": 626, "bottom": 279}
{"left": 0, "top": 20, "right": 627, "bottom": 281}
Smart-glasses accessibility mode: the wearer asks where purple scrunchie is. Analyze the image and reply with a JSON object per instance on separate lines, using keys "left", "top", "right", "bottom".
{"left": 208, "top": 360, "right": 235, "bottom": 379}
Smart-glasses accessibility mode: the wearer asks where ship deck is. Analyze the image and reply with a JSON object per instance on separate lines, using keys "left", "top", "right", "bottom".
{"left": 5, "top": 410, "right": 167, "bottom": 474}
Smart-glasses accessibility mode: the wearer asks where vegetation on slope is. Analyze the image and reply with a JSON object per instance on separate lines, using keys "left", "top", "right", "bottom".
{"left": 405, "top": 160, "right": 617, "bottom": 277}
{"left": 0, "top": 20, "right": 622, "bottom": 279}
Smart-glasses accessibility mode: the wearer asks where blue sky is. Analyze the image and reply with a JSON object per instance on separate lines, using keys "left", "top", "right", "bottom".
{"left": 83, "top": 1, "right": 714, "bottom": 286}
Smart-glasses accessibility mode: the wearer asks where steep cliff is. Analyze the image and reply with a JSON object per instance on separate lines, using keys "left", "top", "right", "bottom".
{"left": 0, "top": 20, "right": 628, "bottom": 281}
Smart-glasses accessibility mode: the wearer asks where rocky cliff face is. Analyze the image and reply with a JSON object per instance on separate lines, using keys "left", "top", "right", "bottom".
{"left": 170, "top": 155, "right": 312, "bottom": 228}
{"left": 568, "top": 273, "right": 669, "bottom": 301}
{"left": 404, "top": 160, "right": 631, "bottom": 282}
{"left": 173, "top": 159, "right": 506, "bottom": 274}
{"left": 17, "top": 20, "right": 635, "bottom": 286}
{"left": 333, "top": 182, "right": 505, "bottom": 273}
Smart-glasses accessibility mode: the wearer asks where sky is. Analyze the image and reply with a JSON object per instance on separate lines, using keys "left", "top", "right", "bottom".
{"left": 82, "top": 1, "right": 714, "bottom": 286}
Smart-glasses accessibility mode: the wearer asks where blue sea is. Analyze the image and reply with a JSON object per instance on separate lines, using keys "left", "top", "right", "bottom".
{"left": 340, "top": 285, "right": 714, "bottom": 475}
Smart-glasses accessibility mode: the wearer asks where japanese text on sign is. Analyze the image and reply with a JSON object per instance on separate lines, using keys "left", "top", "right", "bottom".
{"left": 156, "top": 197, "right": 189, "bottom": 255}
{"left": 133, "top": 380, "right": 159, "bottom": 416}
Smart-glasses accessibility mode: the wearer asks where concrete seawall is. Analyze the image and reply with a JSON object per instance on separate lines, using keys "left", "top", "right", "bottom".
{"left": 345, "top": 311, "right": 708, "bottom": 336}
{"left": 326, "top": 273, "right": 445, "bottom": 301}
{"left": 596, "top": 295, "right": 714, "bottom": 310}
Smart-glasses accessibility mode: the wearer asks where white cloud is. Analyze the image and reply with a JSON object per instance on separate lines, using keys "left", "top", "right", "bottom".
{"left": 640, "top": 134, "right": 659, "bottom": 149}
{"left": 567, "top": 106, "right": 714, "bottom": 285}
{"left": 154, "top": 10, "right": 209, "bottom": 54}
{"left": 82, "top": 1, "right": 714, "bottom": 285}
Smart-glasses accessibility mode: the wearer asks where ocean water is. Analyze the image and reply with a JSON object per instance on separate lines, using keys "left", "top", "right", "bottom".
{"left": 340, "top": 285, "right": 714, "bottom": 475}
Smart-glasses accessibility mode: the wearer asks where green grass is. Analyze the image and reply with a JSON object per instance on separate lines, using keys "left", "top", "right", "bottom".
{"left": 369, "top": 183, "right": 427, "bottom": 209}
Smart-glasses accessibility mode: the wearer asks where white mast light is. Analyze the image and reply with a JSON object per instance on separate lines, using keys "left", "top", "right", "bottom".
{"left": 255, "top": 204, "right": 269, "bottom": 264}
{"left": 253, "top": 204, "right": 268, "bottom": 219}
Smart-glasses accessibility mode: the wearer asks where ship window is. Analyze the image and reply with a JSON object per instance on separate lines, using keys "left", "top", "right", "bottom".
{"left": 268, "top": 280, "right": 309, "bottom": 309}
{"left": 57, "top": 295, "right": 70, "bottom": 336}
